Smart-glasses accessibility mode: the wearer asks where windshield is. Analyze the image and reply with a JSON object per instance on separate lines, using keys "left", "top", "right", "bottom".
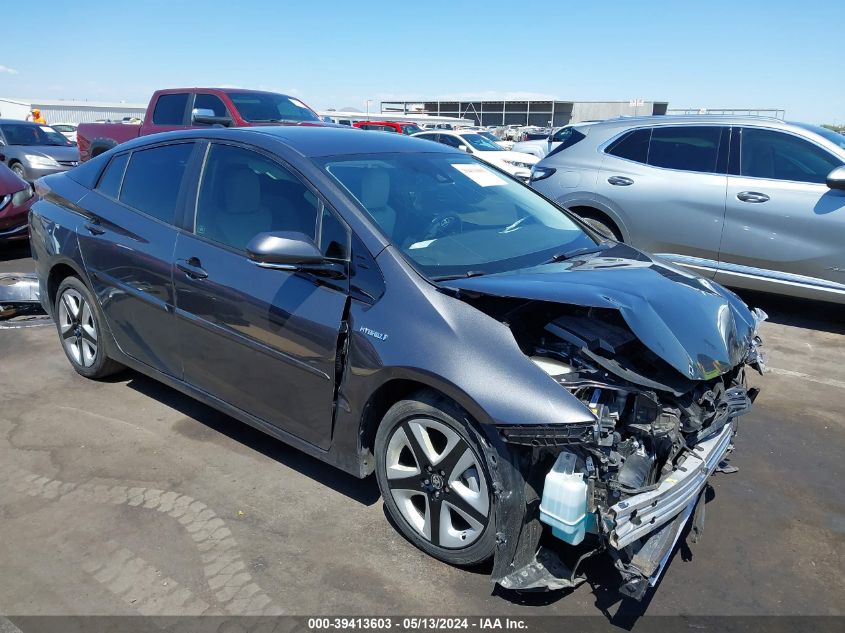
{"left": 461, "top": 133, "right": 503, "bottom": 152}
{"left": 793, "top": 122, "right": 845, "bottom": 151}
{"left": 401, "top": 124, "right": 422, "bottom": 135}
{"left": 0, "top": 124, "right": 74, "bottom": 146}
{"left": 320, "top": 153, "right": 597, "bottom": 279}
{"left": 226, "top": 92, "right": 321, "bottom": 123}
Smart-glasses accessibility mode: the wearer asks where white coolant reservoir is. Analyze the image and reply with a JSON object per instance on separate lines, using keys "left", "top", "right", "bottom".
{"left": 539, "top": 451, "right": 588, "bottom": 545}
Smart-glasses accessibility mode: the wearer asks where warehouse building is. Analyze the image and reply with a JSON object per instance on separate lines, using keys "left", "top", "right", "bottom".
{"left": 381, "top": 99, "right": 669, "bottom": 127}
{"left": 0, "top": 97, "right": 147, "bottom": 124}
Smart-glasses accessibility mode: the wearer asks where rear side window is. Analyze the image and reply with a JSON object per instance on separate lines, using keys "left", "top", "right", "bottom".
{"left": 740, "top": 128, "right": 842, "bottom": 184}
{"left": 648, "top": 126, "right": 722, "bottom": 173}
{"left": 152, "top": 93, "right": 189, "bottom": 125}
{"left": 96, "top": 153, "right": 129, "bottom": 199}
{"left": 193, "top": 93, "right": 228, "bottom": 117}
{"left": 606, "top": 128, "right": 651, "bottom": 163}
{"left": 120, "top": 143, "right": 194, "bottom": 224}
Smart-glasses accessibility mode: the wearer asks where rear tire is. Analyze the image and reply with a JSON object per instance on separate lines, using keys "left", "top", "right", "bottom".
{"left": 374, "top": 391, "right": 496, "bottom": 566}
{"left": 54, "top": 277, "right": 124, "bottom": 379}
{"left": 578, "top": 212, "right": 622, "bottom": 241}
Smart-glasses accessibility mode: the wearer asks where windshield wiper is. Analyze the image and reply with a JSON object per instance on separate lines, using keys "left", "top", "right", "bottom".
{"left": 431, "top": 270, "right": 487, "bottom": 282}
{"left": 543, "top": 246, "right": 604, "bottom": 264}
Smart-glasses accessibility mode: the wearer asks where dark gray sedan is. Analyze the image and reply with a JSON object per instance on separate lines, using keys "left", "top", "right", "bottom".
{"left": 29, "top": 126, "right": 764, "bottom": 601}
{"left": 0, "top": 119, "right": 80, "bottom": 182}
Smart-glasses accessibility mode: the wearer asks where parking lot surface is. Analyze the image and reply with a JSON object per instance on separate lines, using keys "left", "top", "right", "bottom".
{"left": 1, "top": 245, "right": 843, "bottom": 624}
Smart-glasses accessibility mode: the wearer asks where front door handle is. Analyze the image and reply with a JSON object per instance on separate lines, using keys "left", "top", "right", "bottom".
{"left": 84, "top": 222, "right": 105, "bottom": 236}
{"left": 176, "top": 258, "right": 208, "bottom": 280}
{"left": 737, "top": 191, "right": 770, "bottom": 203}
{"left": 607, "top": 175, "right": 634, "bottom": 186}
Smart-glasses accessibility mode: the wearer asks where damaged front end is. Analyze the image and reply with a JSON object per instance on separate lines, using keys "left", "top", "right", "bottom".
{"left": 443, "top": 256, "right": 766, "bottom": 600}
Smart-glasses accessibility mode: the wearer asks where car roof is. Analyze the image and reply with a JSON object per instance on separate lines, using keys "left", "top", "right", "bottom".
{"left": 0, "top": 119, "right": 43, "bottom": 126}
{"left": 114, "top": 125, "right": 462, "bottom": 158}
{"left": 584, "top": 114, "right": 796, "bottom": 130}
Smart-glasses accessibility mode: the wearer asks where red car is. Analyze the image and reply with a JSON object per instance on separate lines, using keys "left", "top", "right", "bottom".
{"left": 353, "top": 120, "right": 423, "bottom": 135}
{"left": 77, "top": 88, "right": 327, "bottom": 161}
{"left": 0, "top": 162, "right": 34, "bottom": 245}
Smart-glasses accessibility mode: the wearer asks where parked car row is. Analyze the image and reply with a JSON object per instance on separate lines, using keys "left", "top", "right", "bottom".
{"left": 528, "top": 116, "right": 845, "bottom": 304}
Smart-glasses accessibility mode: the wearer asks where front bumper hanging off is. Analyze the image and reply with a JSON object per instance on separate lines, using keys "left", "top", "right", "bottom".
{"left": 489, "top": 421, "right": 738, "bottom": 598}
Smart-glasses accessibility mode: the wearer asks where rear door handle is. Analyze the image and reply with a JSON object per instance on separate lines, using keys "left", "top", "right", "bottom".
{"left": 737, "top": 191, "right": 770, "bottom": 203}
{"left": 84, "top": 222, "right": 105, "bottom": 235}
{"left": 176, "top": 258, "right": 208, "bottom": 280}
{"left": 607, "top": 176, "right": 634, "bottom": 186}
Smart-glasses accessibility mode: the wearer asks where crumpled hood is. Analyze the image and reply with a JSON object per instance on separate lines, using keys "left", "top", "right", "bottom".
{"left": 442, "top": 244, "right": 760, "bottom": 381}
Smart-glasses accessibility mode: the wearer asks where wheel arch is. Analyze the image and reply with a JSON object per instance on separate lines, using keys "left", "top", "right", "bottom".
{"left": 356, "top": 373, "right": 495, "bottom": 477}
{"left": 46, "top": 259, "right": 88, "bottom": 314}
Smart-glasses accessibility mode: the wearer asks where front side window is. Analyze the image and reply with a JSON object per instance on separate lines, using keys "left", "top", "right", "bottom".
{"left": 606, "top": 128, "right": 650, "bottom": 164}
{"left": 96, "top": 153, "right": 129, "bottom": 199}
{"left": 193, "top": 93, "right": 228, "bottom": 118}
{"left": 438, "top": 134, "right": 464, "bottom": 149}
{"left": 647, "top": 126, "right": 722, "bottom": 173}
{"left": 120, "top": 143, "right": 194, "bottom": 223}
{"left": 195, "top": 144, "right": 323, "bottom": 251}
{"left": 152, "top": 93, "right": 189, "bottom": 125}
{"left": 740, "top": 128, "right": 843, "bottom": 184}
{"left": 402, "top": 125, "right": 422, "bottom": 135}
{"left": 321, "top": 153, "right": 597, "bottom": 279}
{"left": 226, "top": 92, "right": 320, "bottom": 123}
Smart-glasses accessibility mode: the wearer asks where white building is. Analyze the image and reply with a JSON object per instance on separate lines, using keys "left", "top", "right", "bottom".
{"left": 0, "top": 98, "right": 147, "bottom": 124}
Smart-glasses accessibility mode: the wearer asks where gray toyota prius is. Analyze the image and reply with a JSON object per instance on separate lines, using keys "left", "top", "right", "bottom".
{"left": 29, "top": 126, "right": 765, "bottom": 600}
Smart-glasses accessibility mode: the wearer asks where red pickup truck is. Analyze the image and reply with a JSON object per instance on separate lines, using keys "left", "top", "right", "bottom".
{"left": 77, "top": 88, "right": 326, "bottom": 161}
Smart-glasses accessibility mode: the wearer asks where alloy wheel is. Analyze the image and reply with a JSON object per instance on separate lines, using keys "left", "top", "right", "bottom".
{"left": 384, "top": 418, "right": 490, "bottom": 549}
{"left": 57, "top": 288, "right": 98, "bottom": 367}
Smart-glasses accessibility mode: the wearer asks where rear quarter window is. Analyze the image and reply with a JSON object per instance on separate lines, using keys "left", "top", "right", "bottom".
{"left": 96, "top": 153, "right": 129, "bottom": 199}
{"left": 606, "top": 128, "right": 651, "bottom": 164}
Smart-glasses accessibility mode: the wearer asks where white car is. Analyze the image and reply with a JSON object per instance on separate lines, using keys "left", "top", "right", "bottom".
{"left": 413, "top": 130, "right": 538, "bottom": 180}
{"left": 50, "top": 123, "right": 78, "bottom": 144}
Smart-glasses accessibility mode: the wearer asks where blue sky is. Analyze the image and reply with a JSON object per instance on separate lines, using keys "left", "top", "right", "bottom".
{"left": 1, "top": 0, "right": 842, "bottom": 124}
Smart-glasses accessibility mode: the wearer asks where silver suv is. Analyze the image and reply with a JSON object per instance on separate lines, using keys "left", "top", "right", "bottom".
{"left": 530, "top": 116, "right": 845, "bottom": 303}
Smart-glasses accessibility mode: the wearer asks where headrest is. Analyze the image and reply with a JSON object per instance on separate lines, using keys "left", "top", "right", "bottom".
{"left": 360, "top": 169, "right": 391, "bottom": 209}
{"left": 221, "top": 164, "right": 260, "bottom": 214}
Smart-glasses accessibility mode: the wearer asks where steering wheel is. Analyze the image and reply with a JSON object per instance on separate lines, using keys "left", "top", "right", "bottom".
{"left": 422, "top": 213, "right": 463, "bottom": 240}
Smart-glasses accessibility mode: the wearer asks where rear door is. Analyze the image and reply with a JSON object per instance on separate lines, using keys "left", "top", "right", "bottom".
{"left": 173, "top": 141, "right": 351, "bottom": 448}
{"left": 77, "top": 141, "right": 198, "bottom": 376}
{"left": 143, "top": 92, "right": 192, "bottom": 134}
{"left": 718, "top": 126, "right": 845, "bottom": 295}
{"left": 596, "top": 125, "right": 729, "bottom": 275}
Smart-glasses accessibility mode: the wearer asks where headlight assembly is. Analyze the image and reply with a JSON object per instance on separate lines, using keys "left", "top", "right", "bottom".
{"left": 11, "top": 184, "right": 34, "bottom": 206}
{"left": 24, "top": 154, "right": 59, "bottom": 167}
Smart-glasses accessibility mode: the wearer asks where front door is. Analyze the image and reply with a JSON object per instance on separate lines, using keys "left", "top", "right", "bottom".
{"left": 597, "top": 125, "right": 729, "bottom": 275}
{"left": 719, "top": 126, "right": 845, "bottom": 294}
{"left": 77, "top": 142, "right": 197, "bottom": 377}
{"left": 173, "top": 142, "right": 351, "bottom": 448}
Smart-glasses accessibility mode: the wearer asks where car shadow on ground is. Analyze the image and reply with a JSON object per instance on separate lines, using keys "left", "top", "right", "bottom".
{"left": 735, "top": 289, "right": 845, "bottom": 335}
{"left": 120, "top": 370, "right": 382, "bottom": 507}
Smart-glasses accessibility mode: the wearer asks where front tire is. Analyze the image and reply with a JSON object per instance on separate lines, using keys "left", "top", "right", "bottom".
{"left": 374, "top": 392, "right": 496, "bottom": 566}
{"left": 10, "top": 162, "right": 27, "bottom": 181}
{"left": 54, "top": 277, "right": 123, "bottom": 379}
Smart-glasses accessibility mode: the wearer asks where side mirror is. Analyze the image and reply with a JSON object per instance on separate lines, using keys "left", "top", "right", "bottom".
{"left": 458, "top": 145, "right": 469, "bottom": 153}
{"left": 826, "top": 165, "right": 845, "bottom": 191}
{"left": 247, "top": 231, "right": 323, "bottom": 267}
{"left": 191, "top": 108, "right": 233, "bottom": 127}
